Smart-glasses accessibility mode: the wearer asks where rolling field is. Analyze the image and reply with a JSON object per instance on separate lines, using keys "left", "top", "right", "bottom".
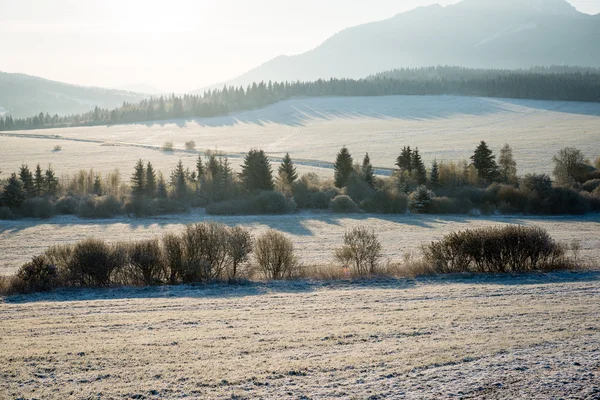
{"left": 1, "top": 212, "right": 599, "bottom": 276}
{"left": 1, "top": 273, "right": 599, "bottom": 399}
{"left": 2, "top": 95, "right": 600, "bottom": 180}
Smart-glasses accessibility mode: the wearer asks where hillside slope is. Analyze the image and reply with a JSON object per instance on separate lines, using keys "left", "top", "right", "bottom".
{"left": 0, "top": 72, "right": 149, "bottom": 118}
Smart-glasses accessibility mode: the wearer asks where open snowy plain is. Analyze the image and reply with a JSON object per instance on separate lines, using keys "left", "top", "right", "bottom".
{"left": 2, "top": 95, "right": 600, "bottom": 179}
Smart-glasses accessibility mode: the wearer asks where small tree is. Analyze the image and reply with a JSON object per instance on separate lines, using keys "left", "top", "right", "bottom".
{"left": 362, "top": 153, "right": 375, "bottom": 188}
{"left": 499, "top": 144, "right": 518, "bottom": 184}
{"left": 131, "top": 159, "right": 145, "bottom": 197}
{"left": 171, "top": 160, "right": 187, "bottom": 199}
{"left": 278, "top": 153, "right": 298, "bottom": 186}
{"left": 145, "top": 162, "right": 157, "bottom": 198}
{"left": 552, "top": 147, "right": 588, "bottom": 185}
{"left": 226, "top": 226, "right": 253, "bottom": 280}
{"left": 430, "top": 160, "right": 439, "bottom": 186}
{"left": 412, "top": 148, "right": 427, "bottom": 184}
{"left": 254, "top": 230, "right": 298, "bottom": 279}
{"left": 471, "top": 141, "right": 498, "bottom": 184}
{"left": 396, "top": 146, "right": 413, "bottom": 174}
{"left": 409, "top": 186, "right": 435, "bottom": 213}
{"left": 196, "top": 155, "right": 205, "bottom": 183}
{"left": 92, "top": 175, "right": 103, "bottom": 196}
{"left": 240, "top": 149, "right": 274, "bottom": 192}
{"left": 2, "top": 173, "right": 26, "bottom": 208}
{"left": 33, "top": 164, "right": 45, "bottom": 197}
{"left": 156, "top": 173, "right": 168, "bottom": 199}
{"left": 19, "top": 164, "right": 35, "bottom": 198}
{"left": 334, "top": 227, "right": 382, "bottom": 275}
{"left": 185, "top": 140, "right": 196, "bottom": 151}
{"left": 334, "top": 146, "right": 354, "bottom": 188}
{"left": 45, "top": 166, "right": 59, "bottom": 196}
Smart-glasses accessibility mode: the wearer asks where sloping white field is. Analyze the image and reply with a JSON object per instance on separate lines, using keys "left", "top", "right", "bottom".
{"left": 2, "top": 95, "right": 600, "bottom": 177}
{"left": 1, "top": 212, "right": 598, "bottom": 275}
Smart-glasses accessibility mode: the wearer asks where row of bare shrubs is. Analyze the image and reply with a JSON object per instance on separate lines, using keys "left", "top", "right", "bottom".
{"left": 1, "top": 224, "right": 583, "bottom": 296}
{"left": 5, "top": 223, "right": 299, "bottom": 294}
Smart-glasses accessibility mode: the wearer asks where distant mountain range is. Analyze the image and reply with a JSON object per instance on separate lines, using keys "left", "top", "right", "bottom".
{"left": 0, "top": 72, "right": 150, "bottom": 118}
{"left": 205, "top": 0, "right": 600, "bottom": 90}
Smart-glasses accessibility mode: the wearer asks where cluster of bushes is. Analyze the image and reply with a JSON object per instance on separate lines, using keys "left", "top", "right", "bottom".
{"left": 1, "top": 222, "right": 583, "bottom": 297}
{"left": 422, "top": 226, "right": 570, "bottom": 273}
{"left": 2, "top": 145, "right": 599, "bottom": 220}
{"left": 4, "top": 222, "right": 303, "bottom": 294}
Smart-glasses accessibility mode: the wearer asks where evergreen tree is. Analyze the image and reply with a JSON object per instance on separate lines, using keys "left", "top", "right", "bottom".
{"left": 240, "top": 149, "right": 274, "bottom": 192}
{"left": 2, "top": 173, "right": 25, "bottom": 208}
{"left": 396, "top": 146, "right": 413, "bottom": 174}
{"left": 171, "top": 160, "right": 187, "bottom": 199}
{"left": 278, "top": 153, "right": 298, "bottom": 185}
{"left": 430, "top": 160, "right": 439, "bottom": 186}
{"left": 412, "top": 148, "right": 427, "bottom": 184}
{"left": 145, "top": 162, "right": 157, "bottom": 198}
{"left": 196, "top": 155, "right": 205, "bottom": 182}
{"left": 362, "top": 153, "right": 375, "bottom": 188}
{"left": 334, "top": 146, "right": 354, "bottom": 189}
{"left": 470, "top": 141, "right": 498, "bottom": 183}
{"left": 131, "top": 159, "right": 145, "bottom": 197}
{"left": 45, "top": 166, "right": 59, "bottom": 196}
{"left": 156, "top": 173, "right": 168, "bottom": 199}
{"left": 207, "top": 154, "right": 219, "bottom": 181}
{"left": 93, "top": 175, "right": 103, "bottom": 196}
{"left": 498, "top": 144, "right": 518, "bottom": 184}
{"left": 19, "top": 164, "right": 35, "bottom": 198}
{"left": 33, "top": 164, "right": 45, "bottom": 197}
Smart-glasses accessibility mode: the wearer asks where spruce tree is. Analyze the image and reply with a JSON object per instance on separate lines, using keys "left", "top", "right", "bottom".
{"left": 196, "top": 155, "right": 205, "bottom": 182}
{"left": 131, "top": 159, "right": 145, "bottom": 197}
{"left": 156, "top": 173, "right": 168, "bottom": 199}
{"left": 412, "top": 148, "right": 427, "bottom": 185}
{"left": 45, "top": 167, "right": 59, "bottom": 196}
{"left": 471, "top": 141, "right": 498, "bottom": 183}
{"left": 334, "top": 146, "right": 354, "bottom": 189}
{"left": 33, "top": 164, "right": 45, "bottom": 197}
{"left": 396, "top": 146, "right": 413, "bottom": 174}
{"left": 430, "top": 160, "right": 439, "bottom": 186}
{"left": 362, "top": 153, "right": 375, "bottom": 188}
{"left": 2, "top": 173, "right": 25, "bottom": 208}
{"left": 19, "top": 164, "right": 35, "bottom": 198}
{"left": 278, "top": 153, "right": 298, "bottom": 186}
{"left": 93, "top": 175, "right": 103, "bottom": 196}
{"left": 240, "top": 149, "right": 274, "bottom": 192}
{"left": 207, "top": 154, "right": 219, "bottom": 181}
{"left": 171, "top": 160, "right": 187, "bottom": 199}
{"left": 498, "top": 144, "right": 517, "bottom": 184}
{"left": 145, "top": 162, "right": 157, "bottom": 198}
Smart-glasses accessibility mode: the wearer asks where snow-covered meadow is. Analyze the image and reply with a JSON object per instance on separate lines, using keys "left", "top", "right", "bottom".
{"left": 2, "top": 95, "right": 600, "bottom": 179}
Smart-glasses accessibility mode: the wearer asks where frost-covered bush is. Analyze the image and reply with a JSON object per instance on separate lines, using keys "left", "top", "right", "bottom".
{"left": 334, "top": 227, "right": 382, "bottom": 275}
{"left": 329, "top": 195, "right": 359, "bottom": 213}
{"left": 16, "top": 255, "right": 59, "bottom": 293}
{"left": 254, "top": 230, "right": 298, "bottom": 279}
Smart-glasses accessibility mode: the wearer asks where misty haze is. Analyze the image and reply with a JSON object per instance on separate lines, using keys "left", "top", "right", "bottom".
{"left": 1, "top": 0, "right": 599, "bottom": 399}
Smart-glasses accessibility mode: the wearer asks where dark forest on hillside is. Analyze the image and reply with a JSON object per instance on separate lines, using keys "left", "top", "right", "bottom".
{"left": 1, "top": 66, "right": 600, "bottom": 131}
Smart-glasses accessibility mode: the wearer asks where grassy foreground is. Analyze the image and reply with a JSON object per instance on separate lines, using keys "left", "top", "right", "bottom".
{"left": 1, "top": 272, "right": 599, "bottom": 399}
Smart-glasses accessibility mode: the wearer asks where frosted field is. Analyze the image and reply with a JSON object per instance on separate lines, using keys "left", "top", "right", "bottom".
{"left": 2, "top": 95, "right": 600, "bottom": 179}
{"left": 1, "top": 273, "right": 599, "bottom": 399}
{"left": 1, "top": 212, "right": 598, "bottom": 276}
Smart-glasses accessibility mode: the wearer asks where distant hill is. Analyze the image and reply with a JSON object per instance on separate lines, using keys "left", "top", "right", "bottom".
{"left": 205, "top": 0, "right": 600, "bottom": 90}
{"left": 0, "top": 72, "right": 149, "bottom": 118}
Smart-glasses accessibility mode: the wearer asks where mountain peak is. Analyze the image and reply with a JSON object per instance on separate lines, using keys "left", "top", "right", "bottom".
{"left": 456, "top": 0, "right": 579, "bottom": 15}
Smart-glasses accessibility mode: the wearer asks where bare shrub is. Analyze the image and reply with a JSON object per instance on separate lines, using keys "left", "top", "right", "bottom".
{"left": 77, "top": 195, "right": 123, "bottom": 218}
{"left": 226, "top": 226, "right": 253, "bottom": 280}
{"left": 360, "top": 190, "right": 408, "bottom": 214}
{"left": 334, "top": 227, "right": 382, "bottom": 275}
{"left": 422, "top": 225, "right": 567, "bottom": 274}
{"left": 329, "top": 195, "right": 359, "bottom": 213}
{"left": 66, "top": 239, "right": 124, "bottom": 287}
{"left": 254, "top": 230, "right": 298, "bottom": 279}
{"left": 162, "top": 141, "right": 174, "bottom": 152}
{"left": 182, "top": 223, "right": 229, "bottom": 281}
{"left": 185, "top": 140, "right": 196, "bottom": 151}
{"left": 163, "top": 233, "right": 185, "bottom": 284}
{"left": 127, "top": 239, "right": 165, "bottom": 285}
{"left": 16, "top": 255, "right": 59, "bottom": 293}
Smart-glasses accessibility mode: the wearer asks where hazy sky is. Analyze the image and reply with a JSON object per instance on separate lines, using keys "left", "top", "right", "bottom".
{"left": 1, "top": 0, "right": 598, "bottom": 92}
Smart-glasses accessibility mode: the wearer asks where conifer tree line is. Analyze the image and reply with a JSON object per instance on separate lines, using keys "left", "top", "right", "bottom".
{"left": 2, "top": 142, "right": 599, "bottom": 218}
{"left": 1, "top": 66, "right": 600, "bottom": 131}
